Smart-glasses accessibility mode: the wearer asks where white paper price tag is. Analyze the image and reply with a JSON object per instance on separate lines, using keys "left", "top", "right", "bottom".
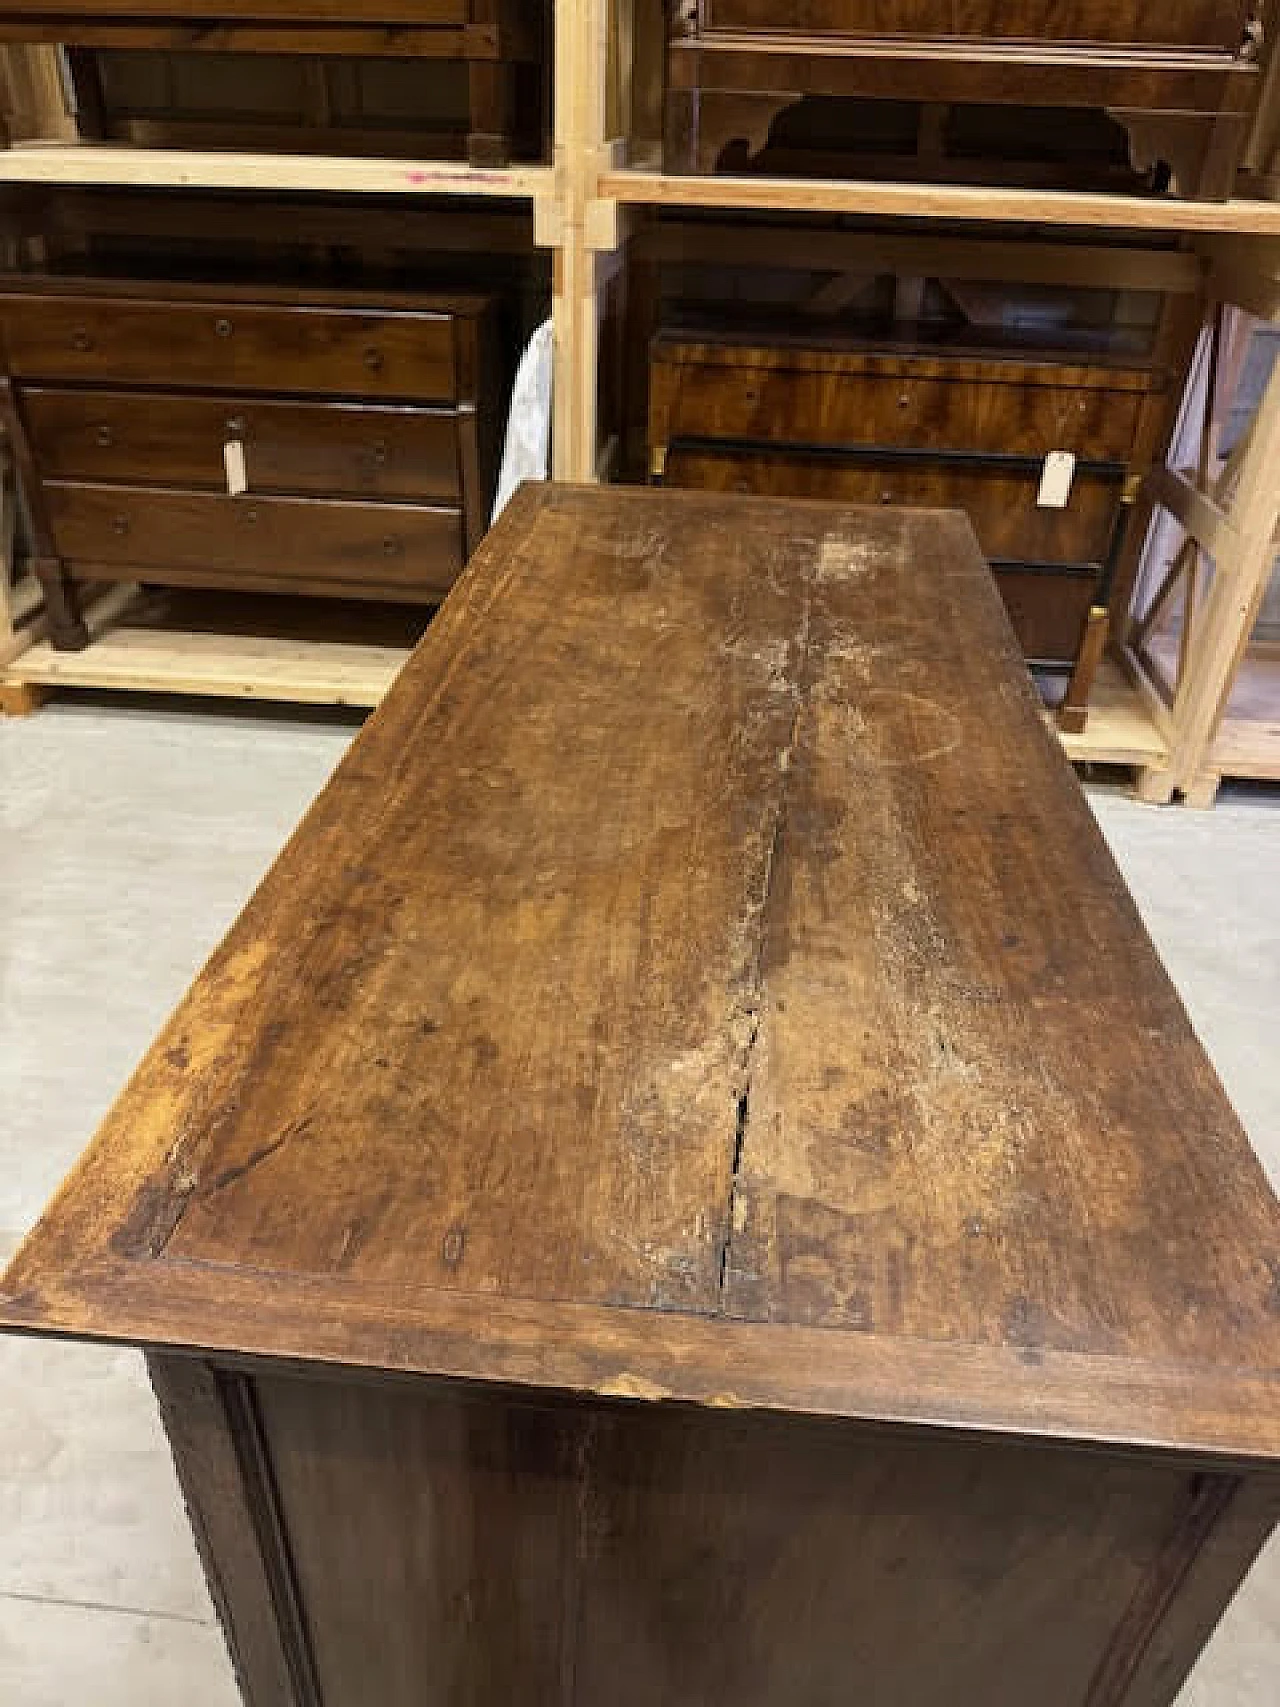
{"left": 1037, "top": 450, "right": 1075, "bottom": 509}
{"left": 224, "top": 438, "right": 248, "bottom": 496}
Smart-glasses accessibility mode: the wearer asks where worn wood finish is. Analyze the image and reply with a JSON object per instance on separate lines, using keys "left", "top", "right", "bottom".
{"left": 0, "top": 275, "right": 500, "bottom": 643}
{"left": 664, "top": 1, "right": 1274, "bottom": 196}
{"left": 663, "top": 445, "right": 1113, "bottom": 662}
{"left": 650, "top": 335, "right": 1165, "bottom": 671}
{"left": 5, "top": 486, "right": 1280, "bottom": 1704}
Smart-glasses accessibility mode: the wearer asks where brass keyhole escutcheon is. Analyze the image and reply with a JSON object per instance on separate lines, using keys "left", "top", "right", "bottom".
{"left": 382, "top": 536, "right": 400, "bottom": 555}
{"left": 215, "top": 318, "right": 234, "bottom": 338}
{"left": 372, "top": 440, "right": 389, "bottom": 466}
{"left": 111, "top": 514, "right": 129, "bottom": 535}
{"left": 95, "top": 424, "right": 114, "bottom": 448}
{"left": 72, "top": 328, "right": 92, "bottom": 352}
{"left": 226, "top": 416, "right": 246, "bottom": 437}
{"left": 364, "top": 348, "right": 385, "bottom": 373}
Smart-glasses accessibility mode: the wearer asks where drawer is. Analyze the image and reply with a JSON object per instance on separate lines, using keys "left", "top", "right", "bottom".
{"left": 663, "top": 446, "right": 1125, "bottom": 568}
{"left": 1, "top": 296, "right": 461, "bottom": 400}
{"left": 24, "top": 389, "right": 463, "bottom": 502}
{"left": 652, "top": 359, "right": 1145, "bottom": 463}
{"left": 47, "top": 483, "right": 464, "bottom": 601}
{"left": 698, "top": 0, "right": 1249, "bottom": 52}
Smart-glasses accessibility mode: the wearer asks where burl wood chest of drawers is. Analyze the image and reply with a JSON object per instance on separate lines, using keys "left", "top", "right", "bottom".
{"left": 0, "top": 276, "right": 501, "bottom": 650}
{"left": 4, "top": 484, "right": 1280, "bottom": 1707}
{"left": 0, "top": 0, "right": 544, "bottom": 163}
{"left": 665, "top": 1, "right": 1275, "bottom": 196}
{"left": 649, "top": 332, "right": 1171, "bottom": 676}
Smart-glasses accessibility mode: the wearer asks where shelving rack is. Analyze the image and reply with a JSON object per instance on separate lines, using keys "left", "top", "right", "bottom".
{"left": 1, "top": 10, "right": 1278, "bottom": 804}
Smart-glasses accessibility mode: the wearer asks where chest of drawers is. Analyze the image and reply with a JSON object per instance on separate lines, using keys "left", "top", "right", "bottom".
{"left": 0, "top": 276, "right": 502, "bottom": 650}
{"left": 649, "top": 332, "right": 1170, "bottom": 684}
{"left": 665, "top": 1, "right": 1274, "bottom": 197}
{"left": 0, "top": 0, "right": 544, "bottom": 164}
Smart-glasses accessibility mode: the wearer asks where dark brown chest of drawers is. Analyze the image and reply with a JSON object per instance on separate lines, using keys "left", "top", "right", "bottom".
{"left": 0, "top": 276, "right": 502, "bottom": 650}
{"left": 665, "top": 1, "right": 1274, "bottom": 196}
{"left": 648, "top": 332, "right": 1170, "bottom": 674}
{"left": 0, "top": 0, "right": 545, "bottom": 164}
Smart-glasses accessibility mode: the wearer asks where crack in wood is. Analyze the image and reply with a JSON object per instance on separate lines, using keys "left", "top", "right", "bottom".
{"left": 718, "top": 569, "right": 815, "bottom": 1305}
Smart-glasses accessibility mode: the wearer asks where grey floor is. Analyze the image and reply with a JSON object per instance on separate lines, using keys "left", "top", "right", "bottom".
{"left": 1, "top": 696, "right": 1277, "bottom": 1705}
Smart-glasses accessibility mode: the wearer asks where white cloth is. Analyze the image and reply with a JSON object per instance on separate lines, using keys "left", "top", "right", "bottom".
{"left": 491, "top": 318, "right": 554, "bottom": 524}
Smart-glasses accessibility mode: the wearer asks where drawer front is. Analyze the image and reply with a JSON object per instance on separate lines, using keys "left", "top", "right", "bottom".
{"left": 663, "top": 446, "right": 1124, "bottom": 568}
{"left": 47, "top": 483, "right": 464, "bottom": 599}
{"left": 652, "top": 361, "right": 1144, "bottom": 463}
{"left": 699, "top": 1, "right": 1249, "bottom": 52}
{"left": 1, "top": 297, "right": 460, "bottom": 400}
{"left": 24, "top": 389, "right": 463, "bottom": 502}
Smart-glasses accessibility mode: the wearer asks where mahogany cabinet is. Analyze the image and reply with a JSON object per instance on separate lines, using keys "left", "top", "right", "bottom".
{"left": 0, "top": 275, "right": 502, "bottom": 649}
{"left": 4, "top": 485, "right": 1280, "bottom": 1707}
{"left": 648, "top": 332, "right": 1172, "bottom": 674}
{"left": 665, "top": 1, "right": 1275, "bottom": 196}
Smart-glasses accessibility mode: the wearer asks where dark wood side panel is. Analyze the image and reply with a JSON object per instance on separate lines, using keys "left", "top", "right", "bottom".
{"left": 231, "top": 1367, "right": 1272, "bottom": 1707}
{"left": 147, "top": 1354, "right": 304, "bottom": 1707}
{"left": 250, "top": 1371, "right": 579, "bottom": 1707}
{"left": 0, "top": 295, "right": 460, "bottom": 400}
{"left": 47, "top": 483, "right": 465, "bottom": 598}
{"left": 24, "top": 388, "right": 464, "bottom": 502}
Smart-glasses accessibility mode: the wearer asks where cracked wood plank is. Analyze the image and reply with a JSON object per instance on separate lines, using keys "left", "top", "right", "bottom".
{"left": 4, "top": 484, "right": 1280, "bottom": 1460}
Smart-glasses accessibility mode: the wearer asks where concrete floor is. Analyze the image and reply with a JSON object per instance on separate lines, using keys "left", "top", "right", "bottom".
{"left": 1, "top": 695, "right": 1277, "bottom": 1705}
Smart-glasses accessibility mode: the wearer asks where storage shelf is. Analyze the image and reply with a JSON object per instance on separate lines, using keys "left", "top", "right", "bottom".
{"left": 599, "top": 168, "right": 1280, "bottom": 236}
{"left": 0, "top": 142, "right": 556, "bottom": 202}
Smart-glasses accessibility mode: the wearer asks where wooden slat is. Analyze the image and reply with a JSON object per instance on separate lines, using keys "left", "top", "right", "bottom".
{"left": 601, "top": 170, "right": 1280, "bottom": 236}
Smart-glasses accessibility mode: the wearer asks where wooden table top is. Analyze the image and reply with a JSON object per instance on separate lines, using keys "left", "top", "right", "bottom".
{"left": 5, "top": 484, "right": 1280, "bottom": 1461}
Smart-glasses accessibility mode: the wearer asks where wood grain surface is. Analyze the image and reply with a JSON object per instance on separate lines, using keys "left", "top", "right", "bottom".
{"left": 4, "top": 484, "right": 1280, "bottom": 1459}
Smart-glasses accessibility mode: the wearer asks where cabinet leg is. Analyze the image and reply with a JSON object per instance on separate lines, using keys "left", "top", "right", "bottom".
{"left": 32, "top": 556, "right": 89, "bottom": 651}
{"left": 1057, "top": 606, "right": 1109, "bottom": 736}
{"left": 467, "top": 62, "right": 513, "bottom": 166}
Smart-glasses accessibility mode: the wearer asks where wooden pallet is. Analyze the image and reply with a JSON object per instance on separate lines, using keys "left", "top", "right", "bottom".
{"left": 1, "top": 582, "right": 420, "bottom": 713}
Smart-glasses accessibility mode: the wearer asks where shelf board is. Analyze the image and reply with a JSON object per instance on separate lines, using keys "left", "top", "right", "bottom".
{"left": 601, "top": 169, "right": 1280, "bottom": 236}
{"left": 0, "top": 142, "right": 556, "bottom": 202}
{"left": 2, "top": 585, "right": 417, "bottom": 709}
